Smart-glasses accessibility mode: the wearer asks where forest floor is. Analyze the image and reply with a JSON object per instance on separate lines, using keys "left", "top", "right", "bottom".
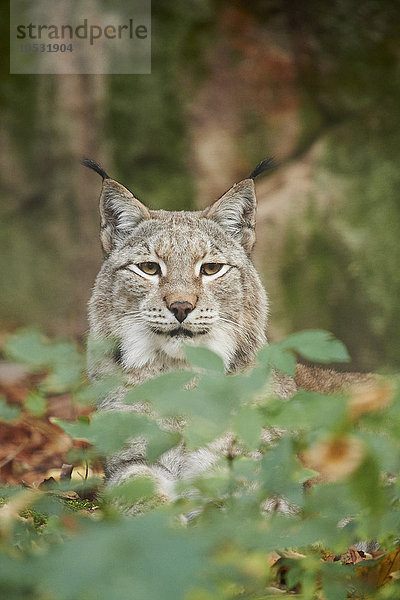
{"left": 0, "top": 360, "right": 103, "bottom": 487}
{"left": 0, "top": 359, "right": 397, "bottom": 590}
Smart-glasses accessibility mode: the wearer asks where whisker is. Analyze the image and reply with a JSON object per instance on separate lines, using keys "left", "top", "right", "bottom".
{"left": 121, "top": 311, "right": 146, "bottom": 319}
{"left": 219, "top": 317, "right": 244, "bottom": 331}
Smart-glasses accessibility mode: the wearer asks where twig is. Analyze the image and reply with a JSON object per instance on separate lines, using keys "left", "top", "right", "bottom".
{"left": 0, "top": 440, "right": 28, "bottom": 470}
{"left": 60, "top": 464, "right": 74, "bottom": 480}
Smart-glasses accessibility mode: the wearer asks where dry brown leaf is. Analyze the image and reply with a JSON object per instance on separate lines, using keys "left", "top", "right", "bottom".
{"left": 0, "top": 416, "right": 74, "bottom": 485}
{"left": 376, "top": 547, "right": 400, "bottom": 586}
{"left": 60, "top": 514, "right": 82, "bottom": 532}
{"left": 0, "top": 371, "right": 96, "bottom": 485}
{"left": 303, "top": 435, "right": 364, "bottom": 482}
{"left": 280, "top": 550, "right": 307, "bottom": 560}
{"left": 356, "top": 547, "right": 400, "bottom": 588}
{"left": 341, "top": 546, "right": 369, "bottom": 565}
{"left": 267, "top": 551, "right": 281, "bottom": 567}
{"left": 349, "top": 381, "right": 394, "bottom": 419}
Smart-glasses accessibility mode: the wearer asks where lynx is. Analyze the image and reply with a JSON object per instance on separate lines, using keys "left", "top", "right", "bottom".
{"left": 84, "top": 158, "right": 370, "bottom": 504}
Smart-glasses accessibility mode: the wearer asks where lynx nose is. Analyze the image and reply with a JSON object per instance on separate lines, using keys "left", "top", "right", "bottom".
{"left": 168, "top": 301, "right": 194, "bottom": 323}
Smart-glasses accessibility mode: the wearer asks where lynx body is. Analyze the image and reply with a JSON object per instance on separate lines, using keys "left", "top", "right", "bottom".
{"left": 85, "top": 159, "right": 369, "bottom": 502}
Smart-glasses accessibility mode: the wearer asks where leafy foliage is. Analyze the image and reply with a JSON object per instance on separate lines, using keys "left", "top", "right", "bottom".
{"left": 1, "top": 328, "right": 400, "bottom": 599}
{"left": 4, "top": 329, "right": 84, "bottom": 393}
{"left": 281, "top": 122, "right": 400, "bottom": 373}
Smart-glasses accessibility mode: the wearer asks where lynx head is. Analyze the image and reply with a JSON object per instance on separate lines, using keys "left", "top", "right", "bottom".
{"left": 85, "top": 159, "right": 273, "bottom": 377}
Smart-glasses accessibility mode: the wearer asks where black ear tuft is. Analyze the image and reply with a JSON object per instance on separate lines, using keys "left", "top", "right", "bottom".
{"left": 247, "top": 157, "right": 276, "bottom": 180}
{"left": 81, "top": 158, "right": 110, "bottom": 180}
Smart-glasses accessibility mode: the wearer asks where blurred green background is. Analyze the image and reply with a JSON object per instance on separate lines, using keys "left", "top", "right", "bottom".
{"left": 1, "top": 0, "right": 399, "bottom": 372}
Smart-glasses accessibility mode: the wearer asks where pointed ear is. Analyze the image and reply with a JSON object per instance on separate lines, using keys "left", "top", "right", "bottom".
{"left": 204, "top": 179, "right": 257, "bottom": 254}
{"left": 99, "top": 179, "right": 150, "bottom": 255}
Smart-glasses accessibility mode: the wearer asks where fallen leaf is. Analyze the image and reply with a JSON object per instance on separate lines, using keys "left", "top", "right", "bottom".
{"left": 303, "top": 435, "right": 364, "bottom": 482}
{"left": 349, "top": 381, "right": 394, "bottom": 419}
{"left": 267, "top": 551, "right": 281, "bottom": 567}
{"left": 376, "top": 547, "right": 400, "bottom": 586}
{"left": 356, "top": 547, "right": 400, "bottom": 589}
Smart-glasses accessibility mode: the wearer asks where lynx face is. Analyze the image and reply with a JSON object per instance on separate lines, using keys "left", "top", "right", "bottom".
{"left": 87, "top": 164, "right": 269, "bottom": 379}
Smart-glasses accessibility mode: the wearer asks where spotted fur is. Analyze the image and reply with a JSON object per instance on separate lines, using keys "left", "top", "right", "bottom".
{"left": 85, "top": 161, "right": 370, "bottom": 508}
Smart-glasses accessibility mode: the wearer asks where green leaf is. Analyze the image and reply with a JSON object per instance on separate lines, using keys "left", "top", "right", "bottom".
{"left": 264, "top": 390, "right": 347, "bottom": 431}
{"left": 40, "top": 512, "right": 209, "bottom": 600}
{"left": 189, "top": 465, "right": 231, "bottom": 499}
{"left": 105, "top": 477, "right": 155, "bottom": 505}
{"left": 51, "top": 415, "right": 90, "bottom": 439}
{"left": 4, "top": 328, "right": 50, "bottom": 368}
{"left": 321, "top": 578, "right": 347, "bottom": 600}
{"left": 350, "top": 453, "right": 386, "bottom": 519}
{"left": 281, "top": 330, "right": 350, "bottom": 363}
{"left": 0, "top": 396, "right": 20, "bottom": 421}
{"left": 260, "top": 437, "right": 305, "bottom": 506}
{"left": 184, "top": 416, "right": 223, "bottom": 448}
{"left": 127, "top": 371, "right": 195, "bottom": 406}
{"left": 357, "top": 431, "right": 400, "bottom": 473}
{"left": 76, "top": 375, "right": 123, "bottom": 407}
{"left": 53, "top": 411, "right": 174, "bottom": 459}
{"left": 24, "top": 392, "right": 47, "bottom": 417}
{"left": 321, "top": 563, "right": 349, "bottom": 600}
{"left": 284, "top": 561, "right": 302, "bottom": 590}
{"left": 147, "top": 431, "right": 181, "bottom": 463}
{"left": 4, "top": 328, "right": 84, "bottom": 392}
{"left": 304, "top": 481, "right": 359, "bottom": 523}
{"left": 184, "top": 346, "right": 225, "bottom": 373}
{"left": 298, "top": 467, "right": 319, "bottom": 484}
{"left": 78, "top": 415, "right": 90, "bottom": 425}
{"left": 231, "top": 456, "right": 260, "bottom": 482}
{"left": 41, "top": 340, "right": 84, "bottom": 392}
{"left": 258, "top": 344, "right": 296, "bottom": 376}
{"left": 232, "top": 406, "right": 262, "bottom": 451}
{"left": 0, "top": 553, "right": 38, "bottom": 596}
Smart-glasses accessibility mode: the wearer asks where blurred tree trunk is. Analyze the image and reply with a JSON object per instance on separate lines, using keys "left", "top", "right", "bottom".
{"left": 0, "top": 74, "right": 107, "bottom": 336}
{"left": 51, "top": 74, "right": 106, "bottom": 334}
{"left": 1, "top": 0, "right": 400, "bottom": 371}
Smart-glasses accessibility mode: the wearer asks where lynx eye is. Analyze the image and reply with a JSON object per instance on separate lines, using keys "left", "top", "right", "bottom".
{"left": 201, "top": 263, "right": 224, "bottom": 276}
{"left": 137, "top": 262, "right": 161, "bottom": 276}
